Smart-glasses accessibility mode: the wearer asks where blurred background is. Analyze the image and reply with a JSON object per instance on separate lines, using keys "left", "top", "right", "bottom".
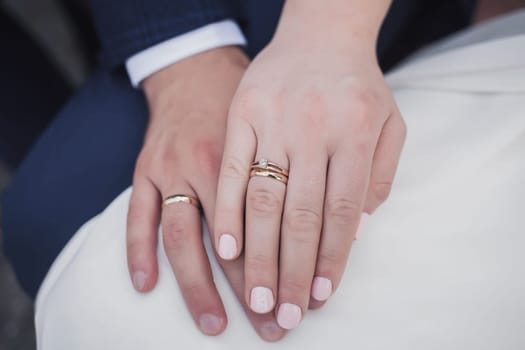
{"left": 0, "top": 0, "right": 524, "bottom": 349}
{"left": 0, "top": 0, "right": 94, "bottom": 348}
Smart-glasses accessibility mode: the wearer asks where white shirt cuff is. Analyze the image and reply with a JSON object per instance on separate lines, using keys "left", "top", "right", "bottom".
{"left": 125, "top": 20, "right": 247, "bottom": 87}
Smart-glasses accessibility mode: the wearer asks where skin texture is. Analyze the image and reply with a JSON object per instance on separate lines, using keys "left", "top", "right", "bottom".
{"left": 125, "top": 47, "right": 286, "bottom": 342}
{"left": 214, "top": 0, "right": 406, "bottom": 330}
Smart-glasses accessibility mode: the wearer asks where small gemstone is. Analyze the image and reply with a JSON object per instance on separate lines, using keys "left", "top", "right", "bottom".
{"left": 259, "top": 159, "right": 268, "bottom": 167}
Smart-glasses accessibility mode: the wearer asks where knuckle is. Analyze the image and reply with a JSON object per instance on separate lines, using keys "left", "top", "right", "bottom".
{"left": 284, "top": 207, "right": 322, "bottom": 234}
{"left": 162, "top": 219, "right": 189, "bottom": 251}
{"left": 221, "top": 156, "right": 247, "bottom": 181}
{"left": 193, "top": 140, "right": 221, "bottom": 178}
{"left": 126, "top": 239, "right": 143, "bottom": 256}
{"left": 325, "top": 197, "right": 361, "bottom": 226}
{"left": 318, "top": 247, "right": 347, "bottom": 268}
{"left": 353, "top": 89, "right": 381, "bottom": 109}
{"left": 181, "top": 280, "right": 211, "bottom": 300}
{"left": 342, "top": 85, "right": 382, "bottom": 114}
{"left": 127, "top": 199, "right": 147, "bottom": 224}
{"left": 245, "top": 253, "right": 273, "bottom": 273}
{"left": 231, "top": 86, "right": 266, "bottom": 118}
{"left": 248, "top": 188, "right": 283, "bottom": 218}
{"left": 156, "top": 144, "right": 179, "bottom": 168}
{"left": 343, "top": 90, "right": 383, "bottom": 133}
{"left": 301, "top": 92, "right": 328, "bottom": 127}
{"left": 352, "top": 109, "right": 375, "bottom": 137}
{"left": 281, "top": 276, "right": 310, "bottom": 295}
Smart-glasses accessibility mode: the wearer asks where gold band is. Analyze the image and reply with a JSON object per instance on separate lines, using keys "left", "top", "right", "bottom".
{"left": 250, "top": 159, "right": 289, "bottom": 177}
{"left": 250, "top": 169, "right": 288, "bottom": 184}
{"left": 163, "top": 194, "right": 200, "bottom": 208}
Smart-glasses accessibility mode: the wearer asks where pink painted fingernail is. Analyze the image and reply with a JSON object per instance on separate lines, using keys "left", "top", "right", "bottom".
{"left": 199, "top": 313, "right": 223, "bottom": 335}
{"left": 311, "top": 277, "right": 333, "bottom": 301}
{"left": 132, "top": 270, "right": 147, "bottom": 291}
{"left": 218, "top": 234, "right": 237, "bottom": 260}
{"left": 277, "top": 303, "right": 302, "bottom": 330}
{"left": 355, "top": 213, "right": 370, "bottom": 240}
{"left": 250, "top": 287, "right": 275, "bottom": 314}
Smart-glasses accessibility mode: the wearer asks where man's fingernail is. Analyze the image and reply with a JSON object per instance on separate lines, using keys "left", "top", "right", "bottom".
{"left": 277, "top": 303, "right": 302, "bottom": 330}
{"left": 250, "top": 287, "right": 275, "bottom": 314}
{"left": 132, "top": 271, "right": 147, "bottom": 291}
{"left": 311, "top": 277, "right": 332, "bottom": 301}
{"left": 218, "top": 234, "right": 237, "bottom": 260}
{"left": 199, "top": 313, "right": 223, "bottom": 335}
{"left": 355, "top": 213, "right": 370, "bottom": 240}
{"left": 260, "top": 321, "right": 282, "bottom": 341}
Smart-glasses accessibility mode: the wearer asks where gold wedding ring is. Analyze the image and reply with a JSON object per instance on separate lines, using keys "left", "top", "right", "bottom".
{"left": 163, "top": 194, "right": 200, "bottom": 208}
{"left": 250, "top": 168, "right": 289, "bottom": 184}
{"left": 251, "top": 159, "right": 289, "bottom": 177}
{"left": 250, "top": 159, "right": 289, "bottom": 185}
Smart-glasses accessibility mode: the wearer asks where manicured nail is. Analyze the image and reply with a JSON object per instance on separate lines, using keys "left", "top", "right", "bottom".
{"left": 199, "top": 313, "right": 223, "bottom": 335}
{"left": 277, "top": 303, "right": 302, "bottom": 330}
{"left": 311, "top": 277, "right": 333, "bottom": 301}
{"left": 132, "top": 271, "right": 147, "bottom": 291}
{"left": 355, "top": 213, "right": 370, "bottom": 240}
{"left": 218, "top": 234, "right": 237, "bottom": 260}
{"left": 250, "top": 287, "right": 275, "bottom": 314}
{"left": 260, "top": 321, "right": 282, "bottom": 341}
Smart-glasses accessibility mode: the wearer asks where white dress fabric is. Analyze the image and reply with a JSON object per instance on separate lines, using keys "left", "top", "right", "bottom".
{"left": 35, "top": 13, "right": 525, "bottom": 350}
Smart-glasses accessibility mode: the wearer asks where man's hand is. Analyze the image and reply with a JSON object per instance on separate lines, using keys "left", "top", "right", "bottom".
{"left": 126, "top": 46, "right": 285, "bottom": 341}
{"left": 214, "top": 0, "right": 406, "bottom": 330}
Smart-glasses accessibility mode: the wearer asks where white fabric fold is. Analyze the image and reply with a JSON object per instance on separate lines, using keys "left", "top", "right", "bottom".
{"left": 387, "top": 34, "right": 525, "bottom": 92}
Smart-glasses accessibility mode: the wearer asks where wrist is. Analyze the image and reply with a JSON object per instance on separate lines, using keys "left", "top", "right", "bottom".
{"left": 276, "top": 0, "right": 391, "bottom": 54}
{"left": 143, "top": 46, "right": 248, "bottom": 109}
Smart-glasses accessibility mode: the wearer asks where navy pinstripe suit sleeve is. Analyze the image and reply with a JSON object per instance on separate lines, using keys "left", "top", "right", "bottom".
{"left": 89, "top": 0, "right": 239, "bottom": 67}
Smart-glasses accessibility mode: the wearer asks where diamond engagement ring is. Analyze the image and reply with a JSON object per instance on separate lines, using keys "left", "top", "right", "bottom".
{"left": 250, "top": 159, "right": 289, "bottom": 184}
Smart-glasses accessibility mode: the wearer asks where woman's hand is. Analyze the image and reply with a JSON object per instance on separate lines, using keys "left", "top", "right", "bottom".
{"left": 126, "top": 47, "right": 285, "bottom": 341}
{"left": 214, "top": 0, "right": 406, "bottom": 330}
